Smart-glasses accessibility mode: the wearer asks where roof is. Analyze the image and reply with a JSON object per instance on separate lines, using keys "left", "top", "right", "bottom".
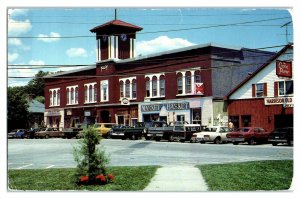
{"left": 28, "top": 99, "right": 45, "bottom": 113}
{"left": 224, "top": 43, "right": 293, "bottom": 100}
{"left": 90, "top": 19, "right": 143, "bottom": 33}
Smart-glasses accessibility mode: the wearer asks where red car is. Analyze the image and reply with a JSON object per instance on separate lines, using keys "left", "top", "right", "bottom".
{"left": 226, "top": 127, "right": 270, "bottom": 145}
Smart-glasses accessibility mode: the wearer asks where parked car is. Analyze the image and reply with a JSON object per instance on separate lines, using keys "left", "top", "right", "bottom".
{"left": 8, "top": 129, "right": 28, "bottom": 139}
{"left": 268, "top": 127, "right": 293, "bottom": 146}
{"left": 190, "top": 126, "right": 231, "bottom": 144}
{"left": 172, "top": 123, "right": 201, "bottom": 142}
{"left": 35, "top": 128, "right": 64, "bottom": 139}
{"left": 146, "top": 121, "right": 174, "bottom": 141}
{"left": 63, "top": 123, "right": 87, "bottom": 139}
{"left": 94, "top": 123, "right": 116, "bottom": 138}
{"left": 26, "top": 128, "right": 42, "bottom": 139}
{"left": 226, "top": 127, "right": 270, "bottom": 145}
{"left": 124, "top": 122, "right": 148, "bottom": 140}
{"left": 109, "top": 124, "right": 130, "bottom": 139}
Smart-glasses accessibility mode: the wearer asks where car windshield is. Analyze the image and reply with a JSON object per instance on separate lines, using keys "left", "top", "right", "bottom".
{"left": 237, "top": 128, "right": 250, "bottom": 133}
{"left": 203, "top": 127, "right": 217, "bottom": 132}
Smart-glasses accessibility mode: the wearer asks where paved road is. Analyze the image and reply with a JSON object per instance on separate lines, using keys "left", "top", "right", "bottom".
{"left": 8, "top": 138, "right": 293, "bottom": 169}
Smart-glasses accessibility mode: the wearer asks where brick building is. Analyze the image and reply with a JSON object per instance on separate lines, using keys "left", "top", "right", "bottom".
{"left": 44, "top": 19, "right": 275, "bottom": 129}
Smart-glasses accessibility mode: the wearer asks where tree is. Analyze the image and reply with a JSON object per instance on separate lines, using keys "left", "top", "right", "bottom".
{"left": 34, "top": 96, "right": 45, "bottom": 104}
{"left": 25, "top": 70, "right": 49, "bottom": 97}
{"left": 73, "top": 126, "right": 110, "bottom": 184}
{"left": 7, "top": 87, "right": 29, "bottom": 131}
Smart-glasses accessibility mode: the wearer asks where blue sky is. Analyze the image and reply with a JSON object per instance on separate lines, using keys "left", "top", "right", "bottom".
{"left": 7, "top": 8, "right": 293, "bottom": 87}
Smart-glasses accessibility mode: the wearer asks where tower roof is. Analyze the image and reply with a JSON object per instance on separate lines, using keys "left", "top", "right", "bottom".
{"left": 90, "top": 19, "right": 143, "bottom": 33}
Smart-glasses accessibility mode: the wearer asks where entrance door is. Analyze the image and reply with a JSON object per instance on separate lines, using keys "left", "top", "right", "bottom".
{"left": 274, "top": 114, "right": 293, "bottom": 128}
{"left": 100, "top": 110, "right": 110, "bottom": 123}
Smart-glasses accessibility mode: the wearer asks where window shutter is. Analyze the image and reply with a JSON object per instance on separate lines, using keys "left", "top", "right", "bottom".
{"left": 263, "top": 83, "right": 267, "bottom": 96}
{"left": 252, "top": 84, "right": 256, "bottom": 97}
{"left": 274, "top": 82, "right": 278, "bottom": 97}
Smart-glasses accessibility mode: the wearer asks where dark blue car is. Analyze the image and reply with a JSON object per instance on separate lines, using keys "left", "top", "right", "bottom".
{"left": 8, "top": 129, "right": 28, "bottom": 139}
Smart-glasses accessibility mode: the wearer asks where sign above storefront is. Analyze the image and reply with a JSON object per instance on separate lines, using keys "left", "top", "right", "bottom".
{"left": 141, "top": 102, "right": 190, "bottom": 112}
{"left": 264, "top": 96, "right": 293, "bottom": 107}
{"left": 276, "top": 60, "right": 292, "bottom": 78}
{"left": 45, "top": 110, "right": 61, "bottom": 116}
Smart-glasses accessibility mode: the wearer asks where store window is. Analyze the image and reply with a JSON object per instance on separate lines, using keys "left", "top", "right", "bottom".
{"left": 177, "top": 115, "right": 185, "bottom": 122}
{"left": 101, "top": 80, "right": 109, "bottom": 102}
{"left": 241, "top": 115, "right": 251, "bottom": 127}
{"left": 192, "top": 108, "right": 201, "bottom": 124}
{"left": 278, "top": 80, "right": 293, "bottom": 96}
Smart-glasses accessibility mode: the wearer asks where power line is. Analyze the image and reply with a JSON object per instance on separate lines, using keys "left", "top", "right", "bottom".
{"left": 8, "top": 17, "right": 290, "bottom": 39}
{"left": 7, "top": 44, "right": 290, "bottom": 70}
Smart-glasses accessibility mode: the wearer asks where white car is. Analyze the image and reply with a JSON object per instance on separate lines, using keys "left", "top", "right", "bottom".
{"left": 190, "top": 126, "right": 232, "bottom": 144}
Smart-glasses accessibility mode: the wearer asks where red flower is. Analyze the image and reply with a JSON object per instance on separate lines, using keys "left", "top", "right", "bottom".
{"left": 80, "top": 176, "right": 89, "bottom": 182}
{"left": 96, "top": 174, "right": 106, "bottom": 182}
{"left": 108, "top": 174, "right": 114, "bottom": 181}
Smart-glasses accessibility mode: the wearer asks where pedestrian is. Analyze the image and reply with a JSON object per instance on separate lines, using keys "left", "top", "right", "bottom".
{"left": 228, "top": 119, "right": 234, "bottom": 131}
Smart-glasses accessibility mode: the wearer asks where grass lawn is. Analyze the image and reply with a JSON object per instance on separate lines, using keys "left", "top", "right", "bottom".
{"left": 198, "top": 160, "right": 293, "bottom": 191}
{"left": 8, "top": 166, "right": 159, "bottom": 191}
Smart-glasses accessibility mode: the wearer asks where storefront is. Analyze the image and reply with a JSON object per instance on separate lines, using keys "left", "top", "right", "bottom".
{"left": 44, "top": 108, "right": 64, "bottom": 130}
{"left": 138, "top": 98, "right": 213, "bottom": 125}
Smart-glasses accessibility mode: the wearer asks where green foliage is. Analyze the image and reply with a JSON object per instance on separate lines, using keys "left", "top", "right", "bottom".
{"left": 25, "top": 70, "right": 49, "bottom": 97}
{"left": 34, "top": 96, "right": 45, "bottom": 104}
{"left": 73, "top": 126, "right": 110, "bottom": 184}
{"left": 8, "top": 166, "right": 159, "bottom": 191}
{"left": 198, "top": 160, "right": 293, "bottom": 191}
{"left": 7, "top": 87, "right": 29, "bottom": 131}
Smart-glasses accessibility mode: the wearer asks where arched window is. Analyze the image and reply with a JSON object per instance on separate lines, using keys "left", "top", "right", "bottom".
{"left": 71, "top": 87, "right": 74, "bottom": 103}
{"left": 177, "top": 73, "right": 183, "bottom": 95}
{"left": 152, "top": 76, "right": 157, "bottom": 97}
{"left": 160, "top": 75, "right": 165, "bottom": 96}
{"left": 57, "top": 89, "right": 60, "bottom": 105}
{"left": 132, "top": 79, "right": 137, "bottom": 99}
{"left": 53, "top": 90, "right": 57, "bottom": 105}
{"left": 94, "top": 85, "right": 97, "bottom": 102}
{"left": 84, "top": 86, "right": 88, "bottom": 102}
{"left": 146, "top": 77, "right": 150, "bottom": 97}
{"left": 89, "top": 85, "right": 93, "bottom": 102}
{"left": 195, "top": 70, "right": 201, "bottom": 83}
{"left": 185, "top": 71, "right": 192, "bottom": 94}
{"left": 50, "top": 91, "right": 53, "bottom": 106}
{"left": 120, "top": 80, "right": 124, "bottom": 98}
{"left": 66, "top": 88, "right": 70, "bottom": 104}
{"left": 75, "top": 87, "right": 78, "bottom": 104}
{"left": 125, "top": 80, "right": 130, "bottom": 98}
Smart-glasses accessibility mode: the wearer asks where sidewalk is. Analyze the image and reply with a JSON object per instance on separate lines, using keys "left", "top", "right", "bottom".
{"left": 143, "top": 166, "right": 208, "bottom": 191}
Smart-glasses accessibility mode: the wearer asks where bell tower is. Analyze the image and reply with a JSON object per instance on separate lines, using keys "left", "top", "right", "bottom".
{"left": 90, "top": 19, "right": 143, "bottom": 61}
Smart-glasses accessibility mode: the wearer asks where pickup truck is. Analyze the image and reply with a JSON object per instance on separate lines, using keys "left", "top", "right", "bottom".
{"left": 124, "top": 122, "right": 148, "bottom": 140}
{"left": 145, "top": 121, "right": 174, "bottom": 141}
{"left": 190, "top": 126, "right": 231, "bottom": 144}
{"left": 226, "top": 127, "right": 270, "bottom": 145}
{"left": 62, "top": 123, "right": 86, "bottom": 139}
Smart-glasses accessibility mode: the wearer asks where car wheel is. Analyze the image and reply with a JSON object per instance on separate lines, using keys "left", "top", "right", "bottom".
{"left": 169, "top": 136, "right": 174, "bottom": 142}
{"left": 272, "top": 142, "right": 278, "bottom": 146}
{"left": 145, "top": 136, "right": 151, "bottom": 140}
{"left": 248, "top": 138, "right": 256, "bottom": 145}
{"left": 131, "top": 134, "right": 136, "bottom": 140}
{"left": 233, "top": 141, "right": 239, "bottom": 145}
{"left": 154, "top": 137, "right": 161, "bottom": 142}
{"left": 214, "top": 137, "right": 221, "bottom": 144}
{"left": 45, "top": 135, "right": 49, "bottom": 139}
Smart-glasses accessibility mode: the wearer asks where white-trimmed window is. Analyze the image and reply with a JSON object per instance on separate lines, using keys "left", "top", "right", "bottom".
{"left": 49, "top": 88, "right": 60, "bottom": 107}
{"left": 256, "top": 83, "right": 264, "bottom": 97}
{"left": 278, "top": 80, "right": 293, "bottom": 96}
{"left": 119, "top": 77, "right": 137, "bottom": 100}
{"left": 100, "top": 80, "right": 109, "bottom": 102}
{"left": 176, "top": 68, "right": 202, "bottom": 96}
{"left": 66, "top": 85, "right": 78, "bottom": 105}
{"left": 84, "top": 82, "right": 97, "bottom": 103}
{"left": 145, "top": 73, "right": 165, "bottom": 98}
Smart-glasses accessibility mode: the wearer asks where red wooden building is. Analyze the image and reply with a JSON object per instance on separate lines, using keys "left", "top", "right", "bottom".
{"left": 225, "top": 44, "right": 293, "bottom": 132}
{"left": 44, "top": 19, "right": 275, "bottom": 129}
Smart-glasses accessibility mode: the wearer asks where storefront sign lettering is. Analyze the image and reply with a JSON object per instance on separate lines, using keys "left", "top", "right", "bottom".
{"left": 141, "top": 102, "right": 189, "bottom": 112}
{"left": 264, "top": 97, "right": 293, "bottom": 106}
{"left": 276, "top": 60, "right": 292, "bottom": 78}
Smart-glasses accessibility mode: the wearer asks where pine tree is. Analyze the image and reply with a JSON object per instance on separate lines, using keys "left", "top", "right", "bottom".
{"left": 73, "top": 126, "right": 110, "bottom": 184}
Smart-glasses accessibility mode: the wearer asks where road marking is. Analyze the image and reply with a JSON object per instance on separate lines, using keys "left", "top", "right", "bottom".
{"left": 46, "top": 165, "right": 55, "bottom": 169}
{"left": 16, "top": 164, "right": 33, "bottom": 169}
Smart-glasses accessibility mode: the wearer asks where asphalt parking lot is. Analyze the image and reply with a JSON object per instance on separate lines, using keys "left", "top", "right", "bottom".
{"left": 7, "top": 138, "right": 293, "bottom": 169}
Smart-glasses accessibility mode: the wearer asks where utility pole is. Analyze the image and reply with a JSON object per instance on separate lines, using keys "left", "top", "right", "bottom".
{"left": 115, "top": 9, "right": 117, "bottom": 20}
{"left": 281, "top": 21, "right": 292, "bottom": 44}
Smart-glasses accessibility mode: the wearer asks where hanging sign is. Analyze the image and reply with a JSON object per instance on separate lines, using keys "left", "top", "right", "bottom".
{"left": 276, "top": 60, "right": 292, "bottom": 78}
{"left": 195, "top": 83, "right": 204, "bottom": 95}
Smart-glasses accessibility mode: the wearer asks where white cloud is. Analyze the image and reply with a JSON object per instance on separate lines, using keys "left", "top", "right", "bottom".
{"left": 37, "top": 32, "right": 61, "bottom": 42}
{"left": 135, "top": 36, "right": 195, "bottom": 56}
{"left": 8, "top": 9, "right": 29, "bottom": 17}
{"left": 66, "top": 48, "right": 88, "bottom": 57}
{"left": 8, "top": 38, "right": 22, "bottom": 46}
{"left": 8, "top": 52, "right": 19, "bottom": 63}
{"left": 28, "top": 60, "right": 45, "bottom": 66}
{"left": 8, "top": 19, "right": 32, "bottom": 36}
